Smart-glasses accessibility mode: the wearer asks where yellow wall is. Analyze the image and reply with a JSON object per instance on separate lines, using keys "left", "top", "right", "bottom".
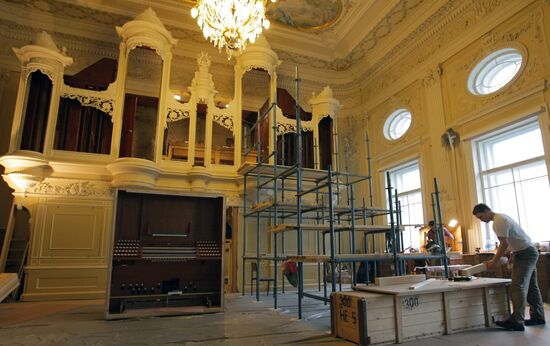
{"left": 341, "top": 0, "right": 550, "bottom": 252}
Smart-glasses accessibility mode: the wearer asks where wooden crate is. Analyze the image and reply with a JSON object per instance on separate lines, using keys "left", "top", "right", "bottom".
{"left": 537, "top": 253, "right": 549, "bottom": 303}
{"left": 331, "top": 291, "right": 395, "bottom": 345}
{"left": 445, "top": 285, "right": 509, "bottom": 332}
{"left": 399, "top": 291, "right": 445, "bottom": 342}
{"left": 331, "top": 278, "right": 510, "bottom": 345}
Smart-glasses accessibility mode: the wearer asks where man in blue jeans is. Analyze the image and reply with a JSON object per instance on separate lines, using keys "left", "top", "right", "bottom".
{"left": 473, "top": 203, "right": 546, "bottom": 331}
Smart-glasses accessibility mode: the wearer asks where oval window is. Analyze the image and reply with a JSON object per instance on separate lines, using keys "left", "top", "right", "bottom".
{"left": 468, "top": 48, "right": 523, "bottom": 95}
{"left": 384, "top": 109, "right": 412, "bottom": 140}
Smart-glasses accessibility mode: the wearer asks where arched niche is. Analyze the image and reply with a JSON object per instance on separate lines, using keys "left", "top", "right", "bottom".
{"left": 234, "top": 36, "right": 281, "bottom": 166}
{"left": 164, "top": 92, "right": 191, "bottom": 162}
{"left": 242, "top": 68, "right": 271, "bottom": 163}
{"left": 119, "top": 45, "right": 163, "bottom": 161}
{"left": 318, "top": 116, "right": 333, "bottom": 170}
{"left": 54, "top": 58, "right": 116, "bottom": 155}
{"left": 170, "top": 52, "right": 238, "bottom": 168}
{"left": 114, "top": 7, "right": 178, "bottom": 164}
{"left": 211, "top": 103, "right": 235, "bottom": 166}
{"left": 309, "top": 86, "right": 341, "bottom": 170}
{"left": 20, "top": 70, "right": 53, "bottom": 153}
{"left": 274, "top": 88, "right": 315, "bottom": 168}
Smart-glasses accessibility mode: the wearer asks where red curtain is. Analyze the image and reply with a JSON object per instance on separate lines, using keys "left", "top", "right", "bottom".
{"left": 54, "top": 98, "right": 112, "bottom": 154}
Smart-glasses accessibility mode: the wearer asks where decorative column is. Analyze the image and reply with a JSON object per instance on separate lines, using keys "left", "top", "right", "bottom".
{"left": 422, "top": 65, "right": 459, "bottom": 228}
{"left": 188, "top": 53, "right": 218, "bottom": 168}
{"left": 233, "top": 63, "right": 244, "bottom": 168}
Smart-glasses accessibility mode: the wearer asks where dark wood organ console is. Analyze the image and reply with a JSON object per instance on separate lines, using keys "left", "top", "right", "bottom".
{"left": 106, "top": 191, "right": 224, "bottom": 318}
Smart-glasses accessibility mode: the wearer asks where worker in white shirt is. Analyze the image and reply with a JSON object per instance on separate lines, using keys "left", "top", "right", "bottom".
{"left": 473, "top": 203, "right": 545, "bottom": 331}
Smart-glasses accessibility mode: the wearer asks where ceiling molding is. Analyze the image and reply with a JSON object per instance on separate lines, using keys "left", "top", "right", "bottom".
{"left": 1, "top": 0, "right": 527, "bottom": 93}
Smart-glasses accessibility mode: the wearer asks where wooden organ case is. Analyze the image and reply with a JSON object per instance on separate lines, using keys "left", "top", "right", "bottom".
{"left": 106, "top": 191, "right": 224, "bottom": 318}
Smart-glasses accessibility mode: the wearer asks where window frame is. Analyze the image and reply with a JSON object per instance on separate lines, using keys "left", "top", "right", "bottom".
{"left": 383, "top": 108, "right": 412, "bottom": 141}
{"left": 468, "top": 47, "right": 524, "bottom": 96}
{"left": 472, "top": 118, "right": 549, "bottom": 248}
{"left": 386, "top": 160, "right": 424, "bottom": 251}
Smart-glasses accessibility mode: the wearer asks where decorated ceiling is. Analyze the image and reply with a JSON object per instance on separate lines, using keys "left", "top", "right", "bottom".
{"left": 266, "top": 0, "right": 343, "bottom": 31}
{"left": 0, "top": 0, "right": 468, "bottom": 83}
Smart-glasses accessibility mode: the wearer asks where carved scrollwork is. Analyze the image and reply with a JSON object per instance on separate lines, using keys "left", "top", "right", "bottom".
{"left": 318, "top": 113, "right": 332, "bottom": 121}
{"left": 24, "top": 65, "right": 55, "bottom": 84}
{"left": 276, "top": 122, "right": 313, "bottom": 135}
{"left": 213, "top": 113, "right": 234, "bottom": 131}
{"left": 166, "top": 107, "right": 190, "bottom": 122}
{"left": 27, "top": 180, "right": 113, "bottom": 197}
{"left": 61, "top": 93, "right": 114, "bottom": 116}
{"left": 277, "top": 123, "right": 296, "bottom": 135}
{"left": 127, "top": 42, "right": 167, "bottom": 61}
{"left": 421, "top": 65, "right": 442, "bottom": 88}
{"left": 225, "top": 193, "right": 242, "bottom": 207}
{"left": 242, "top": 63, "right": 273, "bottom": 76}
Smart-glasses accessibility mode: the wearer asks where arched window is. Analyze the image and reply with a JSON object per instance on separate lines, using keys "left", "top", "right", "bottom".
{"left": 383, "top": 108, "right": 412, "bottom": 140}
{"left": 468, "top": 48, "right": 523, "bottom": 95}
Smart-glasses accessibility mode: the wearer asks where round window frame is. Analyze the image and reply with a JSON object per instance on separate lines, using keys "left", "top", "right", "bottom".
{"left": 467, "top": 46, "right": 526, "bottom": 96}
{"left": 383, "top": 108, "right": 413, "bottom": 141}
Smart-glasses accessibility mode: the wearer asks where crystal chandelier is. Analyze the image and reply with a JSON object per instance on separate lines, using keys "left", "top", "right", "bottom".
{"left": 191, "top": 0, "right": 276, "bottom": 58}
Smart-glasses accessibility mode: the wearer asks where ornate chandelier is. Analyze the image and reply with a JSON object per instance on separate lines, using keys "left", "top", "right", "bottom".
{"left": 190, "top": 0, "right": 276, "bottom": 58}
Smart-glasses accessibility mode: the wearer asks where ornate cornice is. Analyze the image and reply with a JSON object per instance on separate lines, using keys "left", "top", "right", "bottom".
{"left": 0, "top": 0, "right": 434, "bottom": 76}
{"left": 275, "top": 0, "right": 427, "bottom": 72}
{"left": 0, "top": 0, "right": 530, "bottom": 96}
{"left": 361, "top": 0, "right": 533, "bottom": 108}
{"left": 359, "top": 0, "right": 464, "bottom": 84}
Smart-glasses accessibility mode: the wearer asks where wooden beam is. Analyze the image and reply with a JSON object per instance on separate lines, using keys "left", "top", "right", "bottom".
{"left": 409, "top": 278, "right": 436, "bottom": 290}
{"left": 375, "top": 274, "right": 426, "bottom": 286}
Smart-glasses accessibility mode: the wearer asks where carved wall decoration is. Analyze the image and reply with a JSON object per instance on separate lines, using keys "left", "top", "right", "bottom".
{"left": 340, "top": 115, "right": 361, "bottom": 173}
{"left": 212, "top": 113, "right": 234, "bottom": 132}
{"left": 367, "top": 80, "right": 426, "bottom": 157}
{"left": 276, "top": 123, "right": 297, "bottom": 135}
{"left": 441, "top": 5, "right": 548, "bottom": 123}
{"left": 27, "top": 180, "right": 113, "bottom": 197}
{"left": 277, "top": 0, "right": 426, "bottom": 72}
{"left": 23, "top": 65, "right": 55, "bottom": 83}
{"left": 9, "top": 0, "right": 125, "bottom": 26}
{"left": 166, "top": 107, "right": 190, "bottom": 122}
{"left": 360, "top": 0, "right": 521, "bottom": 105}
{"left": 421, "top": 65, "right": 442, "bottom": 88}
{"left": 276, "top": 117, "right": 314, "bottom": 136}
{"left": 60, "top": 85, "right": 115, "bottom": 117}
{"left": 225, "top": 193, "right": 241, "bottom": 207}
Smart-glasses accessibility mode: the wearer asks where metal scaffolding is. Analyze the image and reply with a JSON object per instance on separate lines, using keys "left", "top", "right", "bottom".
{"left": 238, "top": 73, "right": 449, "bottom": 319}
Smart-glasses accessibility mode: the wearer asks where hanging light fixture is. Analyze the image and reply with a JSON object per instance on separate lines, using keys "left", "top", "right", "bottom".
{"left": 190, "top": 0, "right": 276, "bottom": 58}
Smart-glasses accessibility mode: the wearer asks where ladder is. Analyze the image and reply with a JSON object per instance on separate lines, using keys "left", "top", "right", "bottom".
{"left": 0, "top": 204, "right": 30, "bottom": 300}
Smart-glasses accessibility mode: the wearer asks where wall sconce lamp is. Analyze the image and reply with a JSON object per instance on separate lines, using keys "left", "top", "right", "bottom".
{"left": 448, "top": 219, "right": 458, "bottom": 228}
